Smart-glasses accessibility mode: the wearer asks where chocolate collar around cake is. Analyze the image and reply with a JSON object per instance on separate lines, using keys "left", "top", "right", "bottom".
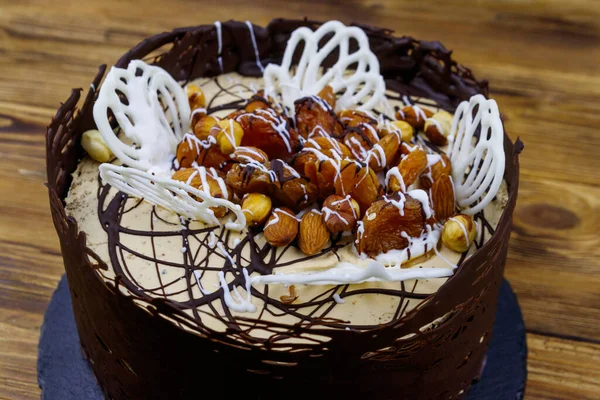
{"left": 47, "top": 19, "right": 522, "bottom": 400}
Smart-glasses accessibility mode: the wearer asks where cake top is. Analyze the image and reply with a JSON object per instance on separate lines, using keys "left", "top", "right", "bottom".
{"left": 75, "top": 21, "right": 507, "bottom": 322}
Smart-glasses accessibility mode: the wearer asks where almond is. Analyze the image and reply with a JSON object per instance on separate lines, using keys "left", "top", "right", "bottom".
{"left": 298, "top": 210, "right": 330, "bottom": 255}
{"left": 231, "top": 146, "right": 269, "bottom": 164}
{"left": 431, "top": 173, "right": 455, "bottom": 222}
{"left": 367, "top": 131, "right": 400, "bottom": 171}
{"left": 355, "top": 194, "right": 425, "bottom": 258}
{"left": 264, "top": 207, "right": 299, "bottom": 247}
{"left": 388, "top": 147, "right": 428, "bottom": 192}
{"left": 338, "top": 109, "right": 377, "bottom": 129}
{"left": 421, "top": 153, "right": 451, "bottom": 189}
{"left": 395, "top": 105, "right": 433, "bottom": 129}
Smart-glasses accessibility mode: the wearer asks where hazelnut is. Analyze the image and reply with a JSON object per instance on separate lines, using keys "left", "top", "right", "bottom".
{"left": 171, "top": 167, "right": 231, "bottom": 217}
{"left": 321, "top": 194, "right": 360, "bottom": 233}
{"left": 424, "top": 110, "right": 454, "bottom": 146}
{"left": 442, "top": 214, "right": 477, "bottom": 253}
{"left": 382, "top": 120, "right": 414, "bottom": 143}
{"left": 215, "top": 119, "right": 244, "bottom": 154}
{"left": 186, "top": 84, "right": 206, "bottom": 111}
{"left": 194, "top": 115, "right": 220, "bottom": 141}
{"left": 81, "top": 129, "right": 112, "bottom": 163}
{"left": 264, "top": 207, "right": 299, "bottom": 247}
{"left": 242, "top": 193, "right": 272, "bottom": 225}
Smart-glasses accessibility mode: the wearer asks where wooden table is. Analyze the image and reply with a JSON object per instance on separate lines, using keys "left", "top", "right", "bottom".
{"left": 1, "top": 0, "right": 599, "bottom": 398}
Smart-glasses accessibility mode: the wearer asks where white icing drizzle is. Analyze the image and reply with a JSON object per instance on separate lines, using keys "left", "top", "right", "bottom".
{"left": 412, "top": 105, "right": 427, "bottom": 122}
{"left": 407, "top": 189, "right": 433, "bottom": 219}
{"left": 355, "top": 220, "right": 365, "bottom": 244}
{"left": 426, "top": 153, "right": 442, "bottom": 168}
{"left": 385, "top": 167, "right": 406, "bottom": 192}
{"left": 263, "top": 20, "right": 386, "bottom": 117}
{"left": 332, "top": 294, "right": 345, "bottom": 304}
{"left": 251, "top": 260, "right": 452, "bottom": 286}
{"left": 218, "top": 268, "right": 256, "bottom": 313}
{"left": 99, "top": 164, "right": 246, "bottom": 230}
{"left": 245, "top": 21, "right": 264, "bottom": 73}
{"left": 93, "top": 60, "right": 190, "bottom": 173}
{"left": 214, "top": 21, "right": 224, "bottom": 73}
{"left": 383, "top": 193, "right": 406, "bottom": 216}
{"left": 448, "top": 95, "right": 505, "bottom": 215}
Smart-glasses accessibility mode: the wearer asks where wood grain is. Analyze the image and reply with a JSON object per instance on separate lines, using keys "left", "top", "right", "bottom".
{"left": 0, "top": 0, "right": 599, "bottom": 398}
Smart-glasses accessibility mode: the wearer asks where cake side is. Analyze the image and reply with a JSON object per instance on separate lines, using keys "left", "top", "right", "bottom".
{"left": 47, "top": 19, "right": 521, "bottom": 400}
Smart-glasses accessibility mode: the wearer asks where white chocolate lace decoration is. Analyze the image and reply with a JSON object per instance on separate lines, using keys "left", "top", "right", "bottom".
{"left": 263, "top": 20, "right": 386, "bottom": 116}
{"left": 99, "top": 164, "right": 246, "bottom": 230}
{"left": 449, "top": 95, "right": 505, "bottom": 215}
{"left": 93, "top": 60, "right": 246, "bottom": 229}
{"left": 93, "top": 60, "right": 190, "bottom": 174}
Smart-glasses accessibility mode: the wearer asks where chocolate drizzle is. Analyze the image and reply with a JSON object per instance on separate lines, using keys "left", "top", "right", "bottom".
{"left": 46, "top": 19, "right": 521, "bottom": 400}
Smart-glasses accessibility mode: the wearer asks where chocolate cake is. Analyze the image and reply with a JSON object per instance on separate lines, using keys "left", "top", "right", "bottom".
{"left": 47, "top": 19, "right": 522, "bottom": 400}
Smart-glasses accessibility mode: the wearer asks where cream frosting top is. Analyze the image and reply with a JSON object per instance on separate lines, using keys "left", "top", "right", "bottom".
{"left": 66, "top": 72, "right": 509, "bottom": 336}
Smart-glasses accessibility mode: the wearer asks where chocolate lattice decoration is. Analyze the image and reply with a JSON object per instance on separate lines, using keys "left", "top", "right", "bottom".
{"left": 47, "top": 19, "right": 521, "bottom": 400}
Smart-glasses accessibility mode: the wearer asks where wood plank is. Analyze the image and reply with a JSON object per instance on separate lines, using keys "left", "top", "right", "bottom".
{"left": 526, "top": 333, "right": 600, "bottom": 399}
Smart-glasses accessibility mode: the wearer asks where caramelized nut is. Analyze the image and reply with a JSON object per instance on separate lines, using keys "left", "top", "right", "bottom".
{"left": 295, "top": 97, "right": 344, "bottom": 139}
{"left": 355, "top": 194, "right": 425, "bottom": 258}
{"left": 421, "top": 153, "right": 452, "bottom": 189}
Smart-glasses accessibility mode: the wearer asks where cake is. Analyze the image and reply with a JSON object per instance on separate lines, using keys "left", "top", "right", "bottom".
{"left": 47, "top": 19, "right": 522, "bottom": 400}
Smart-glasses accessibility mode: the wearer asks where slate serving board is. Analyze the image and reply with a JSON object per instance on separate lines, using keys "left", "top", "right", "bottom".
{"left": 38, "top": 275, "right": 527, "bottom": 399}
